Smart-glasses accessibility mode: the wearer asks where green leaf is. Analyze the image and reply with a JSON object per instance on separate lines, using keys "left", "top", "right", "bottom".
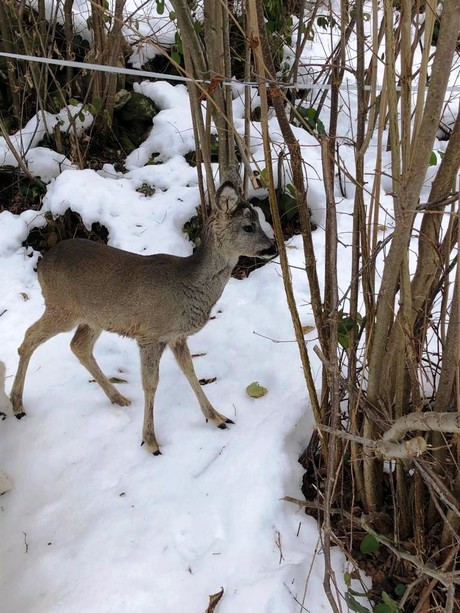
{"left": 394, "top": 584, "right": 406, "bottom": 597}
{"left": 174, "top": 31, "right": 183, "bottom": 52}
{"left": 171, "top": 50, "right": 181, "bottom": 65}
{"left": 86, "top": 97, "right": 103, "bottom": 116}
{"left": 360, "top": 533, "right": 380, "bottom": 554}
{"left": 344, "top": 571, "right": 352, "bottom": 587}
{"left": 266, "top": 20, "right": 276, "bottom": 34}
{"left": 316, "top": 118, "right": 326, "bottom": 134}
{"left": 69, "top": 98, "right": 79, "bottom": 106}
{"left": 337, "top": 311, "right": 363, "bottom": 350}
{"left": 374, "top": 605, "right": 392, "bottom": 613}
{"left": 297, "top": 106, "right": 325, "bottom": 134}
{"left": 429, "top": 150, "right": 437, "bottom": 166}
{"left": 156, "top": 0, "right": 165, "bottom": 15}
{"left": 246, "top": 382, "right": 268, "bottom": 399}
{"left": 316, "top": 14, "right": 336, "bottom": 29}
{"left": 279, "top": 192, "right": 298, "bottom": 221}
{"left": 103, "top": 108, "right": 112, "bottom": 129}
{"left": 381, "top": 591, "right": 401, "bottom": 610}
{"left": 258, "top": 167, "right": 268, "bottom": 189}
{"left": 345, "top": 592, "right": 370, "bottom": 613}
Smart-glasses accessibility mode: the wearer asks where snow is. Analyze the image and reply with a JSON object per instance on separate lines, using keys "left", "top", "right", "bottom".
{"left": 3, "top": 3, "right": 453, "bottom": 609}
{"left": 26, "top": 0, "right": 177, "bottom": 63}
{"left": 126, "top": 83, "right": 196, "bottom": 167}
{"left": 0, "top": 105, "right": 91, "bottom": 173}
{"left": 0, "top": 82, "right": 361, "bottom": 611}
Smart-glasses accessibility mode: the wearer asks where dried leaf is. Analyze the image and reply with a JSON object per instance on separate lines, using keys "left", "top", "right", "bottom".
{"left": 206, "top": 587, "right": 224, "bottom": 613}
{"left": 199, "top": 75, "right": 224, "bottom": 101}
{"left": 302, "top": 325, "right": 315, "bottom": 335}
{"left": 246, "top": 382, "right": 268, "bottom": 398}
{"left": 20, "top": 292, "right": 29, "bottom": 301}
{"left": 199, "top": 377, "right": 217, "bottom": 386}
{"left": 89, "top": 377, "right": 127, "bottom": 384}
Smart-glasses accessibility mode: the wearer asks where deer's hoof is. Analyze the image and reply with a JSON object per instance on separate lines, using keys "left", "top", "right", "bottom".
{"left": 111, "top": 394, "right": 131, "bottom": 407}
{"left": 225, "top": 418, "right": 235, "bottom": 425}
{"left": 218, "top": 422, "right": 228, "bottom": 430}
{"left": 15, "top": 412, "right": 26, "bottom": 420}
{"left": 141, "top": 439, "right": 161, "bottom": 455}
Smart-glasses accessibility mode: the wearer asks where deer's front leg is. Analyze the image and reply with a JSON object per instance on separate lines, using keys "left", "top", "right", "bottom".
{"left": 138, "top": 340, "right": 166, "bottom": 455}
{"left": 169, "top": 337, "right": 234, "bottom": 429}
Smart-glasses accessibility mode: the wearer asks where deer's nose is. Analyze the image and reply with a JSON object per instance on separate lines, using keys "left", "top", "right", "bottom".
{"left": 258, "top": 243, "right": 278, "bottom": 259}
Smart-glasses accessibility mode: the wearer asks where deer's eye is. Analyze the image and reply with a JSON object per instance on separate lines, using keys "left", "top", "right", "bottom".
{"left": 243, "top": 224, "right": 255, "bottom": 233}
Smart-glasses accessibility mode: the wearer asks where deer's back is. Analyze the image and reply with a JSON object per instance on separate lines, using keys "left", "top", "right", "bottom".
{"left": 38, "top": 239, "right": 217, "bottom": 341}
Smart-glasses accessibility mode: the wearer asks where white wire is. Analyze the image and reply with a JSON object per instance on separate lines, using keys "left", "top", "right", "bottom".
{"left": 1, "top": 51, "right": 460, "bottom": 93}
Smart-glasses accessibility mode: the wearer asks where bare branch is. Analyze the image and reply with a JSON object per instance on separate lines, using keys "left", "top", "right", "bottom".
{"left": 383, "top": 412, "right": 460, "bottom": 443}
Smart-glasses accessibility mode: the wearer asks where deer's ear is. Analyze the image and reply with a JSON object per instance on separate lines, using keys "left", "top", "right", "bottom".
{"left": 215, "top": 182, "right": 240, "bottom": 213}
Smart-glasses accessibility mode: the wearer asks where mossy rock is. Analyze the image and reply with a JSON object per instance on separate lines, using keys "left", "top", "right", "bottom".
{"left": 112, "top": 92, "right": 157, "bottom": 152}
{"left": 115, "top": 92, "right": 156, "bottom": 124}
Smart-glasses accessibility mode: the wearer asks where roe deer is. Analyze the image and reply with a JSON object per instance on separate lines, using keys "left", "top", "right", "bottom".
{"left": 10, "top": 181, "right": 276, "bottom": 454}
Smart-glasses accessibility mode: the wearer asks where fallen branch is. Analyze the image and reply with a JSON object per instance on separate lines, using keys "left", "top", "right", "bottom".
{"left": 317, "top": 411, "right": 460, "bottom": 459}
{"left": 318, "top": 424, "right": 428, "bottom": 459}
{"left": 359, "top": 517, "right": 460, "bottom": 588}
{"left": 383, "top": 412, "right": 460, "bottom": 443}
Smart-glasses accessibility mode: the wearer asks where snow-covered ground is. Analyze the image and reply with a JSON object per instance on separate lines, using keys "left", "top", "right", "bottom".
{"left": 1, "top": 2, "right": 458, "bottom": 609}
{"left": 0, "top": 78, "right": 362, "bottom": 611}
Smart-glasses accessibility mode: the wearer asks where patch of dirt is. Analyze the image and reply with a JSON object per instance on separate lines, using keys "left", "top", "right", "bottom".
{"left": 0, "top": 170, "right": 46, "bottom": 214}
{"left": 24, "top": 209, "right": 109, "bottom": 256}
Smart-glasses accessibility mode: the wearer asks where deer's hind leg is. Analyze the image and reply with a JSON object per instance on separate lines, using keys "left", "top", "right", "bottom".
{"left": 11, "top": 307, "right": 76, "bottom": 417}
{"left": 169, "top": 337, "right": 234, "bottom": 429}
{"left": 70, "top": 324, "right": 131, "bottom": 407}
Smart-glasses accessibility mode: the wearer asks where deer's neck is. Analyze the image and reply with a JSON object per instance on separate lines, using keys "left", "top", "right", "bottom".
{"left": 189, "top": 231, "right": 237, "bottom": 291}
